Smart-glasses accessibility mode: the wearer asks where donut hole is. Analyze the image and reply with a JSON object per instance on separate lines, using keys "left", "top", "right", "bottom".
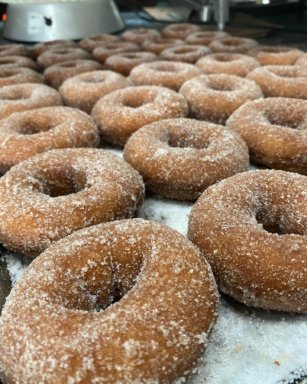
{"left": 82, "top": 74, "right": 106, "bottom": 83}
{"left": 256, "top": 212, "right": 284, "bottom": 235}
{"left": 167, "top": 130, "right": 209, "bottom": 149}
{"left": 214, "top": 54, "right": 236, "bottom": 62}
{"left": 154, "top": 63, "right": 178, "bottom": 73}
{"left": 17, "top": 119, "right": 56, "bottom": 135}
{"left": 0, "top": 59, "right": 15, "bottom": 65}
{"left": 265, "top": 111, "right": 302, "bottom": 129}
{"left": 0, "top": 70, "right": 16, "bottom": 78}
{"left": 270, "top": 68, "right": 302, "bottom": 78}
{"left": 36, "top": 168, "right": 87, "bottom": 197}
{"left": 59, "top": 62, "right": 76, "bottom": 68}
{"left": 207, "top": 78, "right": 235, "bottom": 92}
{"left": 122, "top": 94, "right": 150, "bottom": 109}
{"left": 173, "top": 47, "right": 197, "bottom": 54}
{"left": 222, "top": 39, "right": 241, "bottom": 47}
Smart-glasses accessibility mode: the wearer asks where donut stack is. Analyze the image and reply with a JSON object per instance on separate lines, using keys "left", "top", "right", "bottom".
{"left": 0, "top": 24, "right": 306, "bottom": 384}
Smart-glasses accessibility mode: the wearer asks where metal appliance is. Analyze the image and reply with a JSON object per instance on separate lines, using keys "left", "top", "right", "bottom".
{"left": 2, "top": 0, "right": 124, "bottom": 42}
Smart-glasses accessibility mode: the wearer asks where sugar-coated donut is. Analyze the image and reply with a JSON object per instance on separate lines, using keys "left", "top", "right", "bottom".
{"left": 129, "top": 60, "right": 201, "bottom": 90}
{"left": 160, "top": 45, "right": 210, "bottom": 64}
{"left": 247, "top": 65, "right": 307, "bottom": 99}
{"left": 209, "top": 37, "right": 258, "bottom": 54}
{"left": 188, "top": 169, "right": 307, "bottom": 312}
{"left": 93, "top": 42, "right": 140, "bottom": 63}
{"left": 0, "top": 83, "right": 62, "bottom": 120}
{"left": 196, "top": 53, "right": 260, "bottom": 77}
{"left": 0, "top": 106, "right": 99, "bottom": 173}
{"left": 92, "top": 85, "right": 188, "bottom": 146}
{"left": 0, "top": 44, "right": 29, "bottom": 57}
{"left": 186, "top": 31, "right": 229, "bottom": 45}
{"left": 0, "top": 67, "right": 43, "bottom": 87}
{"left": 122, "top": 28, "right": 160, "bottom": 44}
{"left": 44, "top": 59, "right": 103, "bottom": 89}
{"left": 162, "top": 23, "right": 201, "bottom": 39}
{"left": 0, "top": 55, "right": 38, "bottom": 71}
{"left": 124, "top": 118, "right": 249, "bottom": 200}
{"left": 105, "top": 52, "right": 157, "bottom": 76}
{"left": 248, "top": 45, "right": 303, "bottom": 65}
{"left": 79, "top": 33, "right": 120, "bottom": 52}
{"left": 0, "top": 218, "right": 218, "bottom": 383}
{"left": 142, "top": 37, "right": 185, "bottom": 54}
{"left": 32, "top": 39, "right": 78, "bottom": 58}
{"left": 37, "top": 47, "right": 91, "bottom": 68}
{"left": 179, "top": 74, "right": 263, "bottom": 124}
{"left": 296, "top": 53, "right": 307, "bottom": 66}
{"left": 227, "top": 97, "right": 307, "bottom": 174}
{"left": 60, "top": 70, "right": 129, "bottom": 113}
{"left": 0, "top": 148, "right": 144, "bottom": 256}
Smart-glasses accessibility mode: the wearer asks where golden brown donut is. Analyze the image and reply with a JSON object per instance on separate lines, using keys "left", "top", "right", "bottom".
{"left": 32, "top": 39, "right": 78, "bottom": 58}
{"left": 188, "top": 169, "right": 307, "bottom": 312}
{"left": 79, "top": 33, "right": 120, "bottom": 52}
{"left": 186, "top": 30, "right": 229, "bottom": 45}
{"left": 160, "top": 45, "right": 210, "bottom": 64}
{"left": 209, "top": 37, "right": 258, "bottom": 54}
{"left": 0, "top": 106, "right": 99, "bottom": 173}
{"left": 0, "top": 218, "right": 218, "bottom": 383}
{"left": 92, "top": 85, "right": 188, "bottom": 146}
{"left": 0, "top": 67, "right": 43, "bottom": 87}
{"left": 44, "top": 59, "right": 103, "bottom": 89}
{"left": 0, "top": 44, "right": 29, "bottom": 57}
{"left": 247, "top": 45, "right": 303, "bottom": 65}
{"left": 124, "top": 118, "right": 249, "bottom": 200}
{"left": 0, "top": 83, "right": 62, "bottom": 121}
{"left": 142, "top": 37, "right": 185, "bottom": 54}
{"left": 227, "top": 97, "right": 307, "bottom": 174}
{"left": 104, "top": 52, "right": 157, "bottom": 76}
{"left": 122, "top": 28, "right": 160, "bottom": 44}
{"left": 0, "top": 55, "right": 38, "bottom": 71}
{"left": 129, "top": 60, "right": 201, "bottom": 91}
{"left": 59, "top": 70, "right": 129, "bottom": 113}
{"left": 0, "top": 148, "right": 144, "bottom": 256}
{"left": 37, "top": 47, "right": 91, "bottom": 68}
{"left": 247, "top": 65, "right": 307, "bottom": 99}
{"left": 179, "top": 74, "right": 263, "bottom": 124}
{"left": 296, "top": 53, "right": 307, "bottom": 66}
{"left": 92, "top": 42, "right": 140, "bottom": 63}
{"left": 162, "top": 23, "right": 201, "bottom": 39}
{"left": 196, "top": 53, "right": 260, "bottom": 77}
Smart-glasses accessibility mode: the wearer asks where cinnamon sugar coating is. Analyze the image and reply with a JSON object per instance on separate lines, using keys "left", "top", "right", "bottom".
{"left": 0, "top": 67, "right": 43, "bottom": 87}
{"left": 179, "top": 74, "right": 263, "bottom": 124}
{"left": 0, "top": 218, "right": 218, "bottom": 383}
{"left": 0, "top": 148, "right": 144, "bottom": 256}
{"left": 93, "top": 42, "right": 140, "bottom": 63}
{"left": 124, "top": 118, "right": 249, "bottom": 200}
{"left": 37, "top": 47, "right": 91, "bottom": 68}
{"left": 188, "top": 170, "right": 307, "bottom": 312}
{"left": 32, "top": 39, "right": 78, "bottom": 58}
{"left": 129, "top": 60, "right": 201, "bottom": 91}
{"left": 248, "top": 45, "right": 303, "bottom": 65}
{"left": 227, "top": 97, "right": 307, "bottom": 174}
{"left": 44, "top": 59, "right": 103, "bottom": 89}
{"left": 60, "top": 70, "right": 129, "bottom": 113}
{"left": 0, "top": 44, "right": 29, "bottom": 57}
{"left": 196, "top": 53, "right": 260, "bottom": 77}
{"left": 160, "top": 45, "right": 210, "bottom": 64}
{"left": 104, "top": 52, "right": 157, "bottom": 76}
{"left": 247, "top": 65, "right": 307, "bottom": 99}
{"left": 0, "top": 83, "right": 62, "bottom": 120}
{"left": 162, "top": 23, "right": 201, "bottom": 39}
{"left": 91, "top": 85, "right": 188, "bottom": 146}
{"left": 122, "top": 28, "right": 160, "bottom": 44}
{"left": 0, "top": 106, "right": 99, "bottom": 173}
{"left": 79, "top": 33, "right": 120, "bottom": 52}
{"left": 0, "top": 55, "right": 38, "bottom": 71}
{"left": 209, "top": 37, "right": 258, "bottom": 54}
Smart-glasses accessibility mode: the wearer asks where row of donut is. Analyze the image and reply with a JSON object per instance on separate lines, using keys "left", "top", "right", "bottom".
{"left": 0, "top": 74, "right": 306, "bottom": 176}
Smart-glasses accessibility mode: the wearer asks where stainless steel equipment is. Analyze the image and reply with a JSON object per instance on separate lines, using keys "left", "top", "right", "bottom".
{"left": 3, "top": 0, "right": 124, "bottom": 42}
